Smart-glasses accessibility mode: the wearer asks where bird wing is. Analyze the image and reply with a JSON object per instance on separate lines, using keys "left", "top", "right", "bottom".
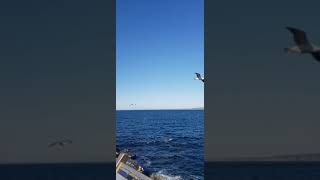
{"left": 49, "top": 140, "right": 72, "bottom": 147}
{"left": 62, "top": 140, "right": 72, "bottom": 144}
{"left": 195, "top": 73, "right": 202, "bottom": 79}
{"left": 311, "top": 52, "right": 320, "bottom": 62}
{"left": 48, "top": 142, "right": 57, "bottom": 148}
{"left": 286, "top": 27, "right": 311, "bottom": 47}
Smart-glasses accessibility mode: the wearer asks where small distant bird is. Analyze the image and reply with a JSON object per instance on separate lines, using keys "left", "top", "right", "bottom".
{"left": 48, "top": 139, "right": 72, "bottom": 149}
{"left": 194, "top": 73, "right": 204, "bottom": 83}
{"left": 285, "top": 26, "right": 320, "bottom": 62}
{"left": 129, "top": 104, "right": 136, "bottom": 106}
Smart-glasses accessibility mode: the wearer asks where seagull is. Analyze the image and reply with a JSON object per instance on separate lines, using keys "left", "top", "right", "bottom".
{"left": 48, "top": 139, "right": 72, "bottom": 149}
{"left": 194, "top": 73, "right": 204, "bottom": 83}
{"left": 285, "top": 26, "right": 320, "bottom": 62}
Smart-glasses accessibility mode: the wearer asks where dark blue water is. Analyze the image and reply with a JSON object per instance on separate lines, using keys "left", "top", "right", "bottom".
{"left": 116, "top": 110, "right": 204, "bottom": 180}
{"left": 205, "top": 162, "right": 320, "bottom": 180}
{"left": 1, "top": 162, "right": 320, "bottom": 179}
{"left": 0, "top": 163, "right": 114, "bottom": 180}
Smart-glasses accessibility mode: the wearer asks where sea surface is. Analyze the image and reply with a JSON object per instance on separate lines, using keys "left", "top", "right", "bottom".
{"left": 1, "top": 162, "right": 320, "bottom": 179}
{"left": 116, "top": 110, "right": 204, "bottom": 180}
{"left": 0, "top": 163, "right": 115, "bottom": 180}
{"left": 205, "top": 162, "right": 320, "bottom": 180}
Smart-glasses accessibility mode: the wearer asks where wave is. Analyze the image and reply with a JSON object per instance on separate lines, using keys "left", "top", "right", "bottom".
{"left": 150, "top": 170, "right": 182, "bottom": 180}
{"left": 164, "top": 138, "right": 173, "bottom": 143}
{"left": 146, "top": 138, "right": 174, "bottom": 145}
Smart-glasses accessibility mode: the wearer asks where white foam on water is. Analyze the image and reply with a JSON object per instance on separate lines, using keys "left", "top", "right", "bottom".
{"left": 150, "top": 170, "right": 182, "bottom": 180}
{"left": 163, "top": 138, "right": 173, "bottom": 143}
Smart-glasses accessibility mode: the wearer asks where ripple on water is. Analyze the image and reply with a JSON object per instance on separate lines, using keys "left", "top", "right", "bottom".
{"left": 116, "top": 110, "right": 204, "bottom": 179}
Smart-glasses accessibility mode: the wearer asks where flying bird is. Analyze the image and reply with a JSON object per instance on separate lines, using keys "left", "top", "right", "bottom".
{"left": 48, "top": 139, "right": 72, "bottom": 149}
{"left": 285, "top": 26, "right": 320, "bottom": 62}
{"left": 194, "top": 73, "right": 204, "bottom": 83}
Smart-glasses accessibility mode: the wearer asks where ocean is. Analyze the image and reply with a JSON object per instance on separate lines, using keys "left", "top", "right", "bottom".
{"left": 116, "top": 110, "right": 204, "bottom": 180}
{"left": 1, "top": 162, "right": 320, "bottom": 179}
{"left": 0, "top": 163, "right": 115, "bottom": 179}
{"left": 205, "top": 162, "right": 320, "bottom": 180}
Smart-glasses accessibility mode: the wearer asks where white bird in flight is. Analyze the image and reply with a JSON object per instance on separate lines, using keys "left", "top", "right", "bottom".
{"left": 194, "top": 73, "right": 204, "bottom": 83}
{"left": 285, "top": 26, "right": 320, "bottom": 62}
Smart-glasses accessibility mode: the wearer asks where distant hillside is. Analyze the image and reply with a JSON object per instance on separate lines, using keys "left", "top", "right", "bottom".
{"left": 190, "top": 107, "right": 204, "bottom": 110}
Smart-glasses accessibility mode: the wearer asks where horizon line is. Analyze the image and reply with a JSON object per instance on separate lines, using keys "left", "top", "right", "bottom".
{"left": 116, "top": 107, "right": 204, "bottom": 111}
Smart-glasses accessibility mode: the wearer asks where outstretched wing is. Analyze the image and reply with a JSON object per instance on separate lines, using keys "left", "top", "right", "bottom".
{"left": 195, "top": 73, "right": 202, "bottom": 79}
{"left": 48, "top": 142, "right": 57, "bottom": 148}
{"left": 311, "top": 52, "right": 320, "bottom": 62}
{"left": 62, "top": 140, "right": 72, "bottom": 144}
{"left": 48, "top": 139, "right": 72, "bottom": 148}
{"left": 286, "top": 27, "right": 312, "bottom": 48}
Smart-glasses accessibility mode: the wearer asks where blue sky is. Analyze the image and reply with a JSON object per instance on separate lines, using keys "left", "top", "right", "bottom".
{"left": 205, "top": 0, "right": 320, "bottom": 159}
{"left": 0, "top": 0, "right": 115, "bottom": 163}
{"left": 116, "top": 0, "right": 204, "bottom": 110}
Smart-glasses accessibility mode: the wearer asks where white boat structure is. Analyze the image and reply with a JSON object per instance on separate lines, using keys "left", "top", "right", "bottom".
{"left": 116, "top": 152, "right": 152, "bottom": 180}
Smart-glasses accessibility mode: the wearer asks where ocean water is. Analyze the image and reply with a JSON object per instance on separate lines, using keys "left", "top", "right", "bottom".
{"left": 116, "top": 110, "right": 204, "bottom": 180}
{"left": 0, "top": 163, "right": 115, "bottom": 180}
{"left": 205, "top": 162, "right": 320, "bottom": 180}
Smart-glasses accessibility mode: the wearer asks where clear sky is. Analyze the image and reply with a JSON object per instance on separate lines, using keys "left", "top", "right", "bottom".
{"left": 116, "top": 0, "right": 204, "bottom": 110}
{"left": 0, "top": 0, "right": 115, "bottom": 163}
{"left": 205, "top": 0, "right": 320, "bottom": 159}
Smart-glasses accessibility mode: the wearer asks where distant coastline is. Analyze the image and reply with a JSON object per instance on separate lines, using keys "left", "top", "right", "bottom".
{"left": 116, "top": 107, "right": 204, "bottom": 111}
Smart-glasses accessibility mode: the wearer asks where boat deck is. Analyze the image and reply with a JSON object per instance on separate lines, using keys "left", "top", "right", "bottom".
{"left": 116, "top": 152, "right": 152, "bottom": 180}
